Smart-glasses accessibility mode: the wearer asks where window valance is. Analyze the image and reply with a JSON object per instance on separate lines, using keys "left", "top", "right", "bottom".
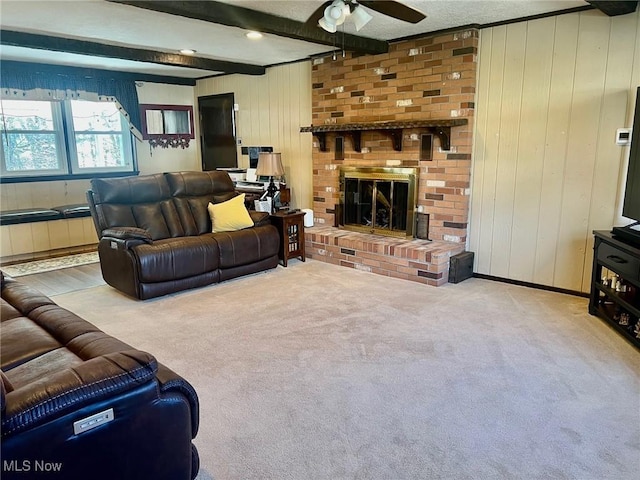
{"left": 0, "top": 61, "right": 142, "bottom": 139}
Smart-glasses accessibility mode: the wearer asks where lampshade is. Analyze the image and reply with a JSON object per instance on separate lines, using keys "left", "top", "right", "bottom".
{"left": 352, "top": 5, "right": 373, "bottom": 31}
{"left": 318, "top": 16, "right": 338, "bottom": 33}
{"left": 318, "top": 0, "right": 350, "bottom": 33}
{"left": 255, "top": 152, "right": 285, "bottom": 177}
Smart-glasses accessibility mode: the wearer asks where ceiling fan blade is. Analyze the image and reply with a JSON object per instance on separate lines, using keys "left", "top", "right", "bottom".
{"left": 304, "top": 1, "right": 333, "bottom": 27}
{"left": 358, "top": 1, "right": 426, "bottom": 23}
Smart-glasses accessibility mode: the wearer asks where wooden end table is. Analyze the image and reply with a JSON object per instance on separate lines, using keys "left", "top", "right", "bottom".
{"left": 270, "top": 211, "right": 306, "bottom": 266}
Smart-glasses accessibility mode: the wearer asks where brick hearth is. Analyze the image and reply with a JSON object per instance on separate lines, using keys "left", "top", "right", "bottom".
{"left": 305, "top": 226, "right": 464, "bottom": 287}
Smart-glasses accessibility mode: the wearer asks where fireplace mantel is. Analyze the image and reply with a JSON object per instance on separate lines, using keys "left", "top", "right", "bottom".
{"left": 300, "top": 119, "right": 468, "bottom": 152}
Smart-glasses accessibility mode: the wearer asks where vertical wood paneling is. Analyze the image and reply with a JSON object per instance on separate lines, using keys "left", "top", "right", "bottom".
{"left": 474, "top": 26, "right": 507, "bottom": 274}
{"left": 534, "top": 14, "right": 579, "bottom": 286}
{"left": 490, "top": 23, "right": 527, "bottom": 277}
{"left": 471, "top": 9, "right": 639, "bottom": 293}
{"left": 47, "top": 221, "right": 70, "bottom": 250}
{"left": 31, "top": 222, "right": 50, "bottom": 253}
{"left": 10, "top": 224, "right": 34, "bottom": 255}
{"left": 0, "top": 227, "right": 12, "bottom": 257}
{"left": 83, "top": 217, "right": 98, "bottom": 244}
{"left": 195, "top": 61, "right": 314, "bottom": 209}
{"left": 1, "top": 184, "right": 17, "bottom": 210}
{"left": 295, "top": 64, "right": 313, "bottom": 210}
{"left": 555, "top": 12, "right": 610, "bottom": 290}
{"left": 509, "top": 18, "right": 555, "bottom": 281}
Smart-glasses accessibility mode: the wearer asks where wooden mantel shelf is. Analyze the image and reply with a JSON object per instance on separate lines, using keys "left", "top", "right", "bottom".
{"left": 300, "top": 119, "right": 468, "bottom": 152}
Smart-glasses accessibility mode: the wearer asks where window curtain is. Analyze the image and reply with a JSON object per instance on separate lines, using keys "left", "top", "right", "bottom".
{"left": 0, "top": 62, "right": 142, "bottom": 140}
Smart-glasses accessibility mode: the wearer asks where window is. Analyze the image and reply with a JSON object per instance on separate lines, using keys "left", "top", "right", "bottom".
{"left": 0, "top": 100, "right": 67, "bottom": 176}
{"left": 0, "top": 99, "right": 135, "bottom": 179}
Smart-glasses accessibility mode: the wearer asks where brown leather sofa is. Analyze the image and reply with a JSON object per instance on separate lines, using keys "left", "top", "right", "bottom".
{"left": 87, "top": 171, "right": 280, "bottom": 299}
{"left": 0, "top": 271, "right": 199, "bottom": 480}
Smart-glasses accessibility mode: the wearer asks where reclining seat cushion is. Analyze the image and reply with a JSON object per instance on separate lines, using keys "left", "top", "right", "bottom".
{"left": 132, "top": 236, "right": 220, "bottom": 283}
{"left": 165, "top": 171, "right": 237, "bottom": 235}
{"left": 91, "top": 174, "right": 185, "bottom": 240}
{"left": 213, "top": 224, "right": 280, "bottom": 269}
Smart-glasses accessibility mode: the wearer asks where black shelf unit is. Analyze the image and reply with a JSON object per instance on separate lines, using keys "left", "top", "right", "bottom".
{"left": 589, "top": 231, "right": 640, "bottom": 349}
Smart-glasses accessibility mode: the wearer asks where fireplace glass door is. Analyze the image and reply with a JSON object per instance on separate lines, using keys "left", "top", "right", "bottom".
{"left": 340, "top": 167, "right": 418, "bottom": 238}
{"left": 343, "top": 178, "right": 410, "bottom": 236}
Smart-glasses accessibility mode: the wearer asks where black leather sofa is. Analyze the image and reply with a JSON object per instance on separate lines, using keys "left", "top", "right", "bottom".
{"left": 87, "top": 170, "right": 280, "bottom": 299}
{"left": 0, "top": 271, "right": 199, "bottom": 480}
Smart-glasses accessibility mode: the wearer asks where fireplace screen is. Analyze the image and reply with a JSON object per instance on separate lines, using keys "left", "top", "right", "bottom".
{"left": 339, "top": 167, "right": 418, "bottom": 238}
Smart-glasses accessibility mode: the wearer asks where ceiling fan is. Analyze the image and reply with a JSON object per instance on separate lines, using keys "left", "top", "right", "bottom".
{"left": 305, "top": 0, "right": 427, "bottom": 33}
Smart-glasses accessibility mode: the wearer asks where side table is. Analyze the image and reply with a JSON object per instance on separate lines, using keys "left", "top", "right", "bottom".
{"left": 270, "top": 211, "right": 306, "bottom": 266}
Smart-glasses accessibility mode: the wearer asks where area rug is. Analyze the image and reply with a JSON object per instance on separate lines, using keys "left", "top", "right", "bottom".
{"left": 1, "top": 252, "right": 99, "bottom": 277}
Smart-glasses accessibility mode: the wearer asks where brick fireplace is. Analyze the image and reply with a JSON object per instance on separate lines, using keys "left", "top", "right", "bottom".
{"left": 303, "top": 29, "right": 477, "bottom": 286}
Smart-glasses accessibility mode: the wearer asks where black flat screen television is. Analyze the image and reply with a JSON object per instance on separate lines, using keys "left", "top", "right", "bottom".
{"left": 612, "top": 86, "right": 640, "bottom": 247}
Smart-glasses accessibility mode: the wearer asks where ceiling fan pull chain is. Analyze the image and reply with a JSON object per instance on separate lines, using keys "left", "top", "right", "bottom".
{"left": 342, "top": 22, "right": 346, "bottom": 57}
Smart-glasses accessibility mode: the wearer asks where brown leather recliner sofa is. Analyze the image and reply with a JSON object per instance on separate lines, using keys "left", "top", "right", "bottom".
{"left": 87, "top": 171, "right": 280, "bottom": 300}
{"left": 0, "top": 271, "right": 199, "bottom": 480}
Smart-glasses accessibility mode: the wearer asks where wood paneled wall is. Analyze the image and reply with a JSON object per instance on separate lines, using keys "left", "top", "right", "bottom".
{"left": 195, "top": 62, "right": 313, "bottom": 210}
{"left": 470, "top": 9, "right": 640, "bottom": 293}
{"left": 0, "top": 180, "right": 97, "bottom": 257}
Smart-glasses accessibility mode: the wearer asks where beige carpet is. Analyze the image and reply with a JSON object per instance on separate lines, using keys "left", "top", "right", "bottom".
{"left": 51, "top": 260, "right": 640, "bottom": 480}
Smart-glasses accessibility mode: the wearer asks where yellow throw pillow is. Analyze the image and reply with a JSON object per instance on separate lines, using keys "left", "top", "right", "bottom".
{"left": 208, "top": 194, "right": 254, "bottom": 233}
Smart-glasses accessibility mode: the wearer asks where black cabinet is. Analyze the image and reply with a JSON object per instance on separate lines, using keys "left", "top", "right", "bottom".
{"left": 590, "top": 231, "right": 640, "bottom": 349}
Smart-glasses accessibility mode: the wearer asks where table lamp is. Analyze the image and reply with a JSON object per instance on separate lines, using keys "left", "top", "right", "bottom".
{"left": 256, "top": 152, "right": 285, "bottom": 212}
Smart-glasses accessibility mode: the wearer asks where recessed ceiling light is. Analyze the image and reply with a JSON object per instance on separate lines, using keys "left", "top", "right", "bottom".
{"left": 246, "top": 31, "right": 263, "bottom": 40}
{"left": 179, "top": 49, "right": 196, "bottom": 55}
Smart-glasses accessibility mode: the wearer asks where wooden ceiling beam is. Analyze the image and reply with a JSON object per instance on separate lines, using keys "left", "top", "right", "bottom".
{"left": 107, "top": 0, "right": 390, "bottom": 55}
{"left": 0, "top": 60, "right": 198, "bottom": 86}
{"left": 0, "top": 30, "right": 265, "bottom": 76}
{"left": 586, "top": 1, "right": 638, "bottom": 16}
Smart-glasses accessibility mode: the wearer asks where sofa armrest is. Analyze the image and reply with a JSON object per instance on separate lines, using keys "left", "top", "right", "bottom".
{"left": 101, "top": 227, "right": 153, "bottom": 250}
{"left": 102, "top": 227, "right": 153, "bottom": 242}
{"left": 249, "top": 210, "right": 271, "bottom": 227}
{"left": 2, "top": 350, "right": 157, "bottom": 437}
{"left": 0, "top": 370, "right": 12, "bottom": 415}
{"left": 156, "top": 363, "right": 200, "bottom": 437}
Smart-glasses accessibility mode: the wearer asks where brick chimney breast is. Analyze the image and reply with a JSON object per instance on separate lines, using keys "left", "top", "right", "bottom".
{"left": 310, "top": 30, "right": 477, "bottom": 242}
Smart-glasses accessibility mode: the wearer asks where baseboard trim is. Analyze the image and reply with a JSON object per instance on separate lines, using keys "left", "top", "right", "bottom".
{"left": 472, "top": 273, "right": 589, "bottom": 298}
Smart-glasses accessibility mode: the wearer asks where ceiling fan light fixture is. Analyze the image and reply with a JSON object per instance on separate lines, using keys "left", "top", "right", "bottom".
{"left": 352, "top": 5, "right": 373, "bottom": 31}
{"left": 318, "top": 16, "right": 337, "bottom": 33}
{"left": 319, "top": 0, "right": 349, "bottom": 32}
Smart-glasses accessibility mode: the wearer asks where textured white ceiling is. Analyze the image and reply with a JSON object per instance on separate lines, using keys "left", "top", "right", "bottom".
{"left": 222, "top": 0, "right": 587, "bottom": 39}
{"left": 0, "top": 0, "right": 589, "bottom": 78}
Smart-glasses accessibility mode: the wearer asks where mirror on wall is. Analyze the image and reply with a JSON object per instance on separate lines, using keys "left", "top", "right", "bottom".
{"left": 140, "top": 104, "right": 195, "bottom": 149}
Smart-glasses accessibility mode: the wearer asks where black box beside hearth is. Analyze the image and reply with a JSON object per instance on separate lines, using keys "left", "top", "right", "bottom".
{"left": 449, "top": 251, "right": 474, "bottom": 284}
